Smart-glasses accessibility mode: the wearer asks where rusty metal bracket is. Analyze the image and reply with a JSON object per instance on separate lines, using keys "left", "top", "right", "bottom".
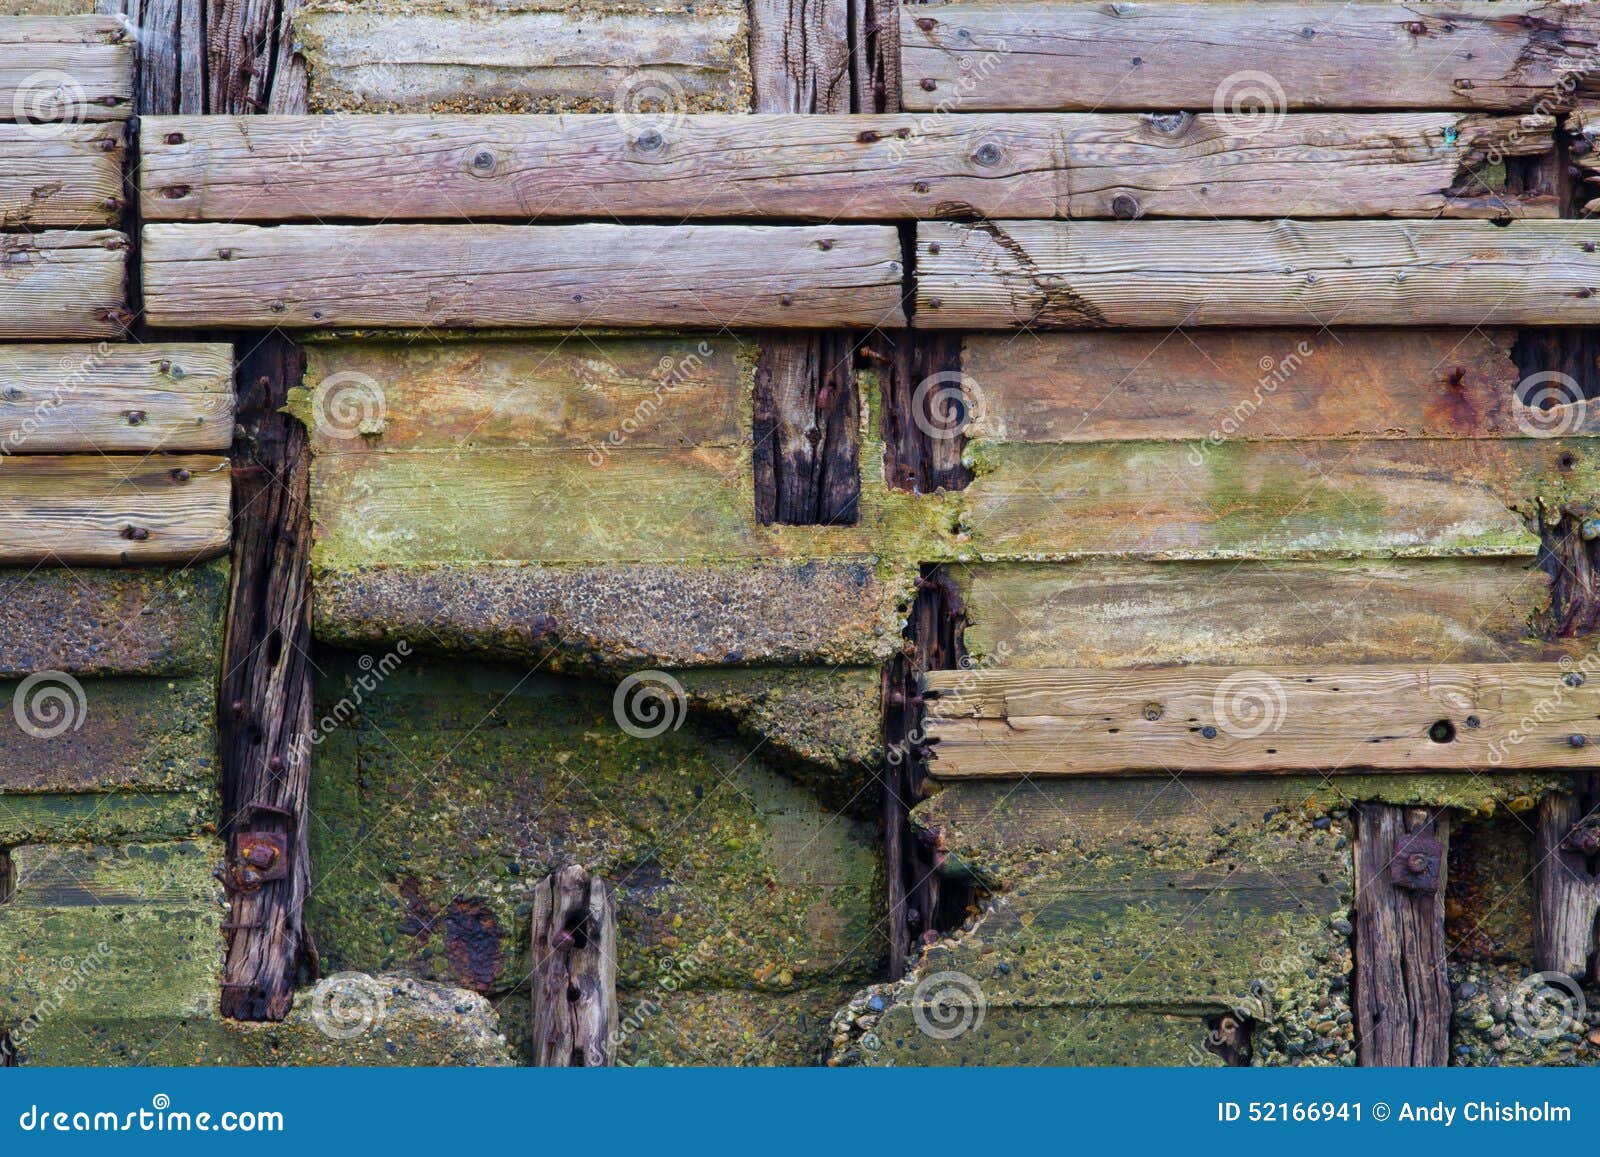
{"left": 1561, "top": 820, "right": 1600, "bottom": 857}
{"left": 230, "top": 802, "right": 294, "bottom": 891}
{"left": 1390, "top": 833, "right": 1443, "bottom": 893}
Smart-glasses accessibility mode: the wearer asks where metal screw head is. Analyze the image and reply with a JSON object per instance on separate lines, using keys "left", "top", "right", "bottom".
{"left": 1565, "top": 671, "right": 1586, "bottom": 687}
{"left": 1200, "top": 725, "right": 1218, "bottom": 739}
{"left": 125, "top": 410, "right": 145, "bottom": 426}
{"left": 1571, "top": 733, "right": 1588, "bottom": 748}
{"left": 972, "top": 143, "right": 1001, "bottom": 167}
{"left": 1111, "top": 193, "right": 1141, "bottom": 219}
{"left": 121, "top": 525, "right": 149, "bottom": 541}
{"left": 919, "top": 78, "right": 938, "bottom": 91}
{"left": 1141, "top": 701, "right": 1164, "bottom": 721}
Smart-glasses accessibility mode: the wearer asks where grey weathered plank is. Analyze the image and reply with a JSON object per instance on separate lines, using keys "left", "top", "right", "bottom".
{"left": 0, "top": 454, "right": 230, "bottom": 565}
{"left": 916, "top": 220, "right": 1600, "bottom": 328}
{"left": 0, "top": 343, "right": 233, "bottom": 452}
{"left": 901, "top": 2, "right": 1600, "bottom": 112}
{"left": 139, "top": 112, "right": 1555, "bottom": 221}
{"left": 0, "top": 15, "right": 132, "bottom": 121}
{"left": 142, "top": 223, "right": 906, "bottom": 329}
{"left": 0, "top": 123, "right": 124, "bottom": 226}
{"left": 923, "top": 664, "right": 1599, "bottom": 776}
{"left": 960, "top": 329, "right": 1583, "bottom": 443}
{"left": 0, "top": 230, "right": 128, "bottom": 338}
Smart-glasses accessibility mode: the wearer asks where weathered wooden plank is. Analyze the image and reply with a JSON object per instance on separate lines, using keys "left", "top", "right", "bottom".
{"left": 139, "top": 112, "right": 1556, "bottom": 222}
{"left": 923, "top": 664, "right": 1599, "bottom": 776}
{"left": 1534, "top": 780, "right": 1600, "bottom": 981}
{"left": 960, "top": 439, "right": 1569, "bottom": 561}
{"left": 295, "top": 0, "right": 750, "bottom": 114}
{"left": 0, "top": 15, "right": 131, "bottom": 121}
{"left": 901, "top": 2, "right": 1600, "bottom": 113}
{"left": 312, "top": 560, "right": 914, "bottom": 669}
{"left": 1353, "top": 805, "right": 1451, "bottom": 1066}
{"left": 141, "top": 224, "right": 906, "bottom": 329}
{"left": 0, "top": 231, "right": 128, "bottom": 339}
{"left": 752, "top": 332, "right": 861, "bottom": 525}
{"left": 0, "top": 454, "right": 230, "bottom": 565}
{"left": 309, "top": 446, "right": 944, "bottom": 566}
{"left": 0, "top": 123, "right": 123, "bottom": 226}
{"left": 916, "top": 220, "right": 1600, "bottom": 328}
{"left": 0, "top": 560, "right": 227, "bottom": 677}
{"left": 960, "top": 559, "right": 1552, "bottom": 670}
{"left": 0, "top": 342, "right": 233, "bottom": 452}
{"left": 750, "top": 0, "right": 851, "bottom": 114}
{"left": 530, "top": 865, "right": 618, "bottom": 1067}
{"left": 961, "top": 329, "right": 1595, "bottom": 443}
{"left": 297, "top": 337, "right": 743, "bottom": 455}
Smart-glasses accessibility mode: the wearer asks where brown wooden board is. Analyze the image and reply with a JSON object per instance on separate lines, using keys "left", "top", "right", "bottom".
{"left": 0, "top": 454, "right": 230, "bottom": 565}
{"left": 141, "top": 223, "right": 906, "bottom": 329}
{"left": 0, "top": 15, "right": 132, "bottom": 123}
{"left": 922, "top": 664, "right": 1600, "bottom": 776}
{"left": 0, "top": 123, "right": 125, "bottom": 227}
{"left": 0, "top": 231, "right": 127, "bottom": 339}
{"left": 915, "top": 220, "right": 1600, "bottom": 329}
{"left": 139, "top": 111, "right": 1555, "bottom": 221}
{"left": 959, "top": 329, "right": 1591, "bottom": 443}
{"left": 0, "top": 343, "right": 233, "bottom": 452}
{"left": 900, "top": 2, "right": 1600, "bottom": 113}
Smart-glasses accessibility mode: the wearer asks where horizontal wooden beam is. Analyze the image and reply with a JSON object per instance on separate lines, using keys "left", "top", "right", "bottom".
{"left": 901, "top": 2, "right": 1600, "bottom": 112}
{"left": 962, "top": 329, "right": 1580, "bottom": 443}
{"left": 140, "top": 111, "right": 1556, "bottom": 221}
{"left": 0, "top": 455, "right": 231, "bottom": 565}
{"left": 0, "top": 124, "right": 125, "bottom": 227}
{"left": 141, "top": 224, "right": 906, "bottom": 329}
{"left": 923, "top": 664, "right": 1600, "bottom": 776}
{"left": 0, "top": 16, "right": 133, "bottom": 123}
{"left": 0, "top": 344, "right": 234, "bottom": 453}
{"left": 916, "top": 221, "right": 1600, "bottom": 328}
{"left": 0, "top": 231, "right": 128, "bottom": 339}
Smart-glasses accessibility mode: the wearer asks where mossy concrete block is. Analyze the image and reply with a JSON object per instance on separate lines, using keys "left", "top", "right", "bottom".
{"left": 0, "top": 674, "right": 216, "bottom": 793}
{"left": 0, "top": 840, "right": 224, "bottom": 1048}
{"left": 306, "top": 657, "right": 884, "bottom": 1004}
{"left": 16, "top": 974, "right": 516, "bottom": 1066}
{"left": 0, "top": 790, "right": 207, "bottom": 846}
{"left": 614, "top": 982, "right": 859, "bottom": 1066}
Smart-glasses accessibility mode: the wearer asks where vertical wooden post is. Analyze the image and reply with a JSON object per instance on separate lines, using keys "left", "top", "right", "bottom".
{"left": 1353, "top": 805, "right": 1451, "bottom": 1066}
{"left": 1534, "top": 776, "right": 1600, "bottom": 980}
{"left": 531, "top": 866, "right": 619, "bottom": 1067}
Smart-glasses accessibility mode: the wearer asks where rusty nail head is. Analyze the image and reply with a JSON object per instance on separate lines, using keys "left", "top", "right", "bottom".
{"left": 920, "top": 78, "right": 938, "bottom": 91}
{"left": 916, "top": 16, "right": 937, "bottom": 30}
{"left": 1142, "top": 701, "right": 1164, "bottom": 721}
{"left": 1571, "top": 733, "right": 1588, "bottom": 748}
{"left": 121, "top": 525, "right": 149, "bottom": 541}
{"left": 165, "top": 132, "right": 184, "bottom": 145}
{"left": 1566, "top": 671, "right": 1586, "bottom": 687}
{"left": 126, "top": 410, "right": 145, "bottom": 425}
{"left": 169, "top": 467, "right": 191, "bottom": 482}
{"left": 1111, "top": 193, "right": 1141, "bottom": 219}
{"left": 928, "top": 242, "right": 941, "bottom": 254}
{"left": 1391, "top": 833, "right": 1442, "bottom": 892}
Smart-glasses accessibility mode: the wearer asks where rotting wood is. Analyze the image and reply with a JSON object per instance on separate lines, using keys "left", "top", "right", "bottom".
{"left": 141, "top": 223, "right": 907, "bottom": 330}
{"left": 901, "top": 2, "right": 1600, "bottom": 113}
{"left": 749, "top": 0, "right": 853, "bottom": 115}
{"left": 208, "top": 0, "right": 307, "bottom": 114}
{"left": 0, "top": 123, "right": 125, "bottom": 227}
{"left": 530, "top": 865, "right": 618, "bottom": 1067}
{"left": 1534, "top": 777, "right": 1600, "bottom": 980}
{"left": 960, "top": 437, "right": 1578, "bottom": 562}
{"left": 0, "top": 231, "right": 129, "bottom": 340}
{"left": 136, "top": 112, "right": 1560, "bottom": 222}
{"left": 0, "top": 454, "right": 229, "bottom": 566}
{"left": 962, "top": 329, "right": 1581, "bottom": 443}
{"left": 922, "top": 664, "right": 1600, "bottom": 777}
{"left": 0, "top": 15, "right": 132, "bottom": 122}
{"left": 915, "top": 220, "right": 1600, "bottom": 329}
{"left": 0, "top": 343, "right": 233, "bottom": 453}
{"left": 218, "top": 335, "right": 316, "bottom": 1021}
{"left": 960, "top": 559, "right": 1555, "bottom": 671}
{"left": 753, "top": 332, "right": 861, "bottom": 526}
{"left": 1354, "top": 805, "right": 1451, "bottom": 1066}
{"left": 869, "top": 330, "right": 970, "bottom": 493}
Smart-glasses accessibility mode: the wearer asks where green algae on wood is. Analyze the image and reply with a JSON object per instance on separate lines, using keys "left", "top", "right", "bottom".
{"left": 0, "top": 790, "right": 207, "bottom": 846}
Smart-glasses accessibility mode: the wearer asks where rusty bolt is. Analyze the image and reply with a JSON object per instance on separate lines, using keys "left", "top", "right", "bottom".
{"left": 817, "top": 239, "right": 834, "bottom": 251}
{"left": 1571, "top": 734, "right": 1589, "bottom": 748}
{"left": 919, "top": 78, "right": 938, "bottom": 92}
{"left": 269, "top": 300, "right": 286, "bottom": 313}
{"left": 915, "top": 16, "right": 937, "bottom": 31}
{"left": 98, "top": 137, "right": 119, "bottom": 152}
{"left": 121, "top": 525, "right": 149, "bottom": 541}
{"left": 779, "top": 294, "right": 794, "bottom": 307}
{"left": 169, "top": 467, "right": 191, "bottom": 482}
{"left": 913, "top": 181, "right": 931, "bottom": 193}
{"left": 1407, "top": 21, "right": 1427, "bottom": 34}
{"left": 163, "top": 184, "right": 191, "bottom": 199}
{"left": 928, "top": 242, "right": 941, "bottom": 255}
{"left": 102, "top": 196, "right": 123, "bottom": 212}
{"left": 244, "top": 842, "right": 279, "bottom": 869}
{"left": 1406, "top": 853, "right": 1429, "bottom": 875}
{"left": 165, "top": 131, "right": 185, "bottom": 145}
{"left": 1586, "top": 242, "right": 1598, "bottom": 253}
{"left": 125, "top": 410, "right": 145, "bottom": 426}
{"left": 926, "top": 297, "right": 942, "bottom": 309}
{"left": 857, "top": 130, "right": 881, "bottom": 144}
